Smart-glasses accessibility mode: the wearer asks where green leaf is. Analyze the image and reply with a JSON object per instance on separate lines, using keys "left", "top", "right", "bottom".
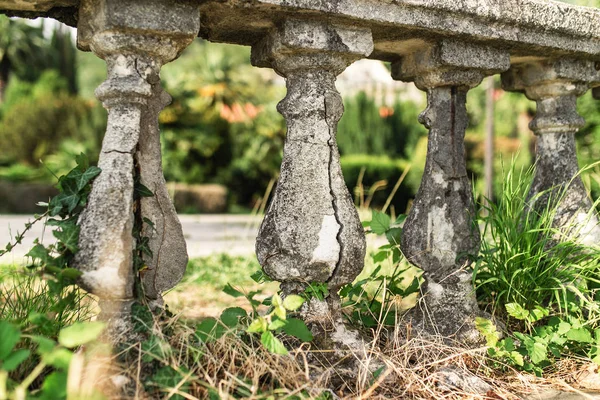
{"left": 527, "top": 341, "right": 548, "bottom": 364}
{"left": 393, "top": 214, "right": 407, "bottom": 226}
{"left": 135, "top": 182, "right": 154, "bottom": 198}
{"left": 42, "top": 348, "right": 72, "bottom": 370}
{"left": 0, "top": 322, "right": 20, "bottom": 360}
{"left": 370, "top": 211, "right": 391, "bottom": 235}
{"left": 250, "top": 270, "right": 272, "bottom": 284}
{"left": 31, "top": 336, "right": 57, "bottom": 355}
{"left": 506, "top": 303, "right": 529, "bottom": 321}
{"left": 40, "top": 371, "right": 67, "bottom": 400}
{"left": 247, "top": 317, "right": 267, "bottom": 334}
{"left": 148, "top": 366, "right": 190, "bottom": 400}
{"left": 2, "top": 349, "right": 30, "bottom": 372}
{"left": 372, "top": 250, "right": 388, "bottom": 263}
{"left": 557, "top": 321, "right": 571, "bottom": 335}
{"left": 260, "top": 331, "right": 288, "bottom": 355}
{"left": 282, "top": 318, "right": 313, "bottom": 342}
{"left": 510, "top": 351, "right": 524, "bottom": 367}
{"left": 220, "top": 307, "right": 247, "bottom": 328}
{"left": 196, "top": 318, "right": 225, "bottom": 343}
{"left": 66, "top": 166, "right": 101, "bottom": 191}
{"left": 268, "top": 318, "right": 287, "bottom": 331}
{"left": 223, "top": 283, "right": 244, "bottom": 298}
{"left": 475, "top": 317, "right": 498, "bottom": 347}
{"left": 60, "top": 268, "right": 82, "bottom": 281}
{"left": 385, "top": 227, "right": 402, "bottom": 245}
{"left": 566, "top": 328, "right": 593, "bottom": 343}
{"left": 26, "top": 244, "right": 51, "bottom": 265}
{"left": 53, "top": 223, "right": 80, "bottom": 253}
{"left": 282, "top": 295, "right": 304, "bottom": 311}
{"left": 58, "top": 321, "right": 105, "bottom": 348}
{"left": 75, "top": 153, "right": 90, "bottom": 170}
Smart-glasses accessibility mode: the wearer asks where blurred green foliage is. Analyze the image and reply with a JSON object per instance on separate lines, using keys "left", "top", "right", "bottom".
{"left": 1, "top": 13, "right": 600, "bottom": 213}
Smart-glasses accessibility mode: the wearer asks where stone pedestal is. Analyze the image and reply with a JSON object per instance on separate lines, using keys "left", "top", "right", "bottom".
{"left": 74, "top": 0, "right": 199, "bottom": 339}
{"left": 502, "top": 59, "right": 600, "bottom": 245}
{"left": 392, "top": 41, "right": 509, "bottom": 343}
{"left": 252, "top": 19, "right": 371, "bottom": 346}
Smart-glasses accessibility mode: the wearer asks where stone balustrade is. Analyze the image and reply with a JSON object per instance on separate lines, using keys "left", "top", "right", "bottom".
{"left": 2, "top": 0, "right": 600, "bottom": 343}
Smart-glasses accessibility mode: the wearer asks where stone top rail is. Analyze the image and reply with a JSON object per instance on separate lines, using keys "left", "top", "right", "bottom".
{"left": 3, "top": 0, "right": 600, "bottom": 63}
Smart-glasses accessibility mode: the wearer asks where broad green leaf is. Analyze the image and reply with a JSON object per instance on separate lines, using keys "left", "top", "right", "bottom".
{"left": 393, "top": 214, "right": 407, "bottom": 226}
{"left": 372, "top": 250, "right": 388, "bottom": 263}
{"left": 2, "top": 349, "right": 30, "bottom": 372}
{"left": 196, "top": 318, "right": 225, "bottom": 343}
{"left": 58, "top": 321, "right": 105, "bottom": 348}
{"left": 250, "top": 270, "right": 272, "bottom": 284}
{"left": 566, "top": 328, "right": 593, "bottom": 343}
{"left": 220, "top": 307, "right": 247, "bottom": 328}
{"left": 75, "top": 153, "right": 89, "bottom": 170}
{"left": 0, "top": 322, "right": 20, "bottom": 360}
{"left": 149, "top": 366, "right": 190, "bottom": 400}
{"left": 223, "top": 283, "right": 244, "bottom": 298}
{"left": 506, "top": 303, "right": 529, "bottom": 320}
{"left": 60, "top": 268, "right": 82, "bottom": 281}
{"left": 282, "top": 318, "right": 313, "bottom": 342}
{"left": 370, "top": 211, "right": 391, "bottom": 235}
{"left": 31, "top": 336, "right": 57, "bottom": 355}
{"left": 557, "top": 321, "right": 571, "bottom": 335}
{"left": 282, "top": 295, "right": 304, "bottom": 311}
{"left": 261, "top": 331, "right": 288, "bottom": 355}
{"left": 527, "top": 342, "right": 548, "bottom": 364}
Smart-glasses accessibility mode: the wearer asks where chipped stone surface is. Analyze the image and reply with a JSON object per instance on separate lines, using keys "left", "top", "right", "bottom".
{"left": 253, "top": 19, "right": 370, "bottom": 326}
{"left": 502, "top": 60, "right": 600, "bottom": 245}
{"left": 74, "top": 0, "right": 198, "bottom": 331}
{"left": 392, "top": 42, "right": 509, "bottom": 341}
{"left": 138, "top": 74, "right": 188, "bottom": 300}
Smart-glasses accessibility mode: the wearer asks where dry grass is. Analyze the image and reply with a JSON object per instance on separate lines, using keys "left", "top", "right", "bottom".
{"left": 73, "top": 310, "right": 600, "bottom": 400}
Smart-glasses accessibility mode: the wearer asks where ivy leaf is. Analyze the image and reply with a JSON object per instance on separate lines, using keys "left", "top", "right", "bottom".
{"left": 260, "top": 331, "right": 288, "bottom": 355}
{"left": 67, "top": 166, "right": 101, "bottom": 191}
{"left": 282, "top": 295, "right": 304, "bottom": 311}
{"left": 0, "top": 321, "right": 20, "bottom": 360}
{"left": 370, "top": 211, "right": 391, "bottom": 235}
{"left": 26, "top": 244, "right": 51, "bottom": 265}
{"left": 58, "top": 322, "right": 105, "bottom": 348}
{"left": 135, "top": 182, "right": 154, "bottom": 198}
{"left": 53, "top": 223, "right": 80, "bottom": 253}
{"left": 282, "top": 318, "right": 313, "bottom": 342}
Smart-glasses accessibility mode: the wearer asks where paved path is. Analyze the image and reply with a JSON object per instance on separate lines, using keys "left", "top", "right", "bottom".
{"left": 0, "top": 214, "right": 264, "bottom": 263}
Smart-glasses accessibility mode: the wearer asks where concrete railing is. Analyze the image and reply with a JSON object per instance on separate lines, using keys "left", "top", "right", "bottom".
{"left": 3, "top": 0, "right": 600, "bottom": 343}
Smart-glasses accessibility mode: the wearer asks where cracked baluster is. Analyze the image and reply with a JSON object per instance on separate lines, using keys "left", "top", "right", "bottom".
{"left": 75, "top": 0, "right": 199, "bottom": 335}
{"left": 251, "top": 19, "right": 371, "bottom": 335}
{"left": 502, "top": 59, "right": 600, "bottom": 245}
{"left": 138, "top": 70, "right": 188, "bottom": 306}
{"left": 392, "top": 41, "right": 509, "bottom": 342}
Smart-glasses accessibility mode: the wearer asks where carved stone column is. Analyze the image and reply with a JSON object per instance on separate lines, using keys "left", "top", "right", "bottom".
{"left": 392, "top": 41, "right": 510, "bottom": 342}
{"left": 502, "top": 59, "right": 600, "bottom": 245}
{"left": 251, "top": 19, "right": 371, "bottom": 342}
{"left": 75, "top": 0, "right": 198, "bottom": 335}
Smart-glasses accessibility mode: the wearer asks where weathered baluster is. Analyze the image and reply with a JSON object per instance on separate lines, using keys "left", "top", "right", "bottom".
{"left": 392, "top": 41, "right": 509, "bottom": 342}
{"left": 252, "top": 19, "right": 371, "bottom": 342}
{"left": 75, "top": 0, "right": 198, "bottom": 336}
{"left": 502, "top": 60, "right": 600, "bottom": 245}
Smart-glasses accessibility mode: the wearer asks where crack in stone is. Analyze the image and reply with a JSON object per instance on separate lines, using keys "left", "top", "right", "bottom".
{"left": 324, "top": 92, "right": 344, "bottom": 285}
{"left": 104, "top": 149, "right": 134, "bottom": 155}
